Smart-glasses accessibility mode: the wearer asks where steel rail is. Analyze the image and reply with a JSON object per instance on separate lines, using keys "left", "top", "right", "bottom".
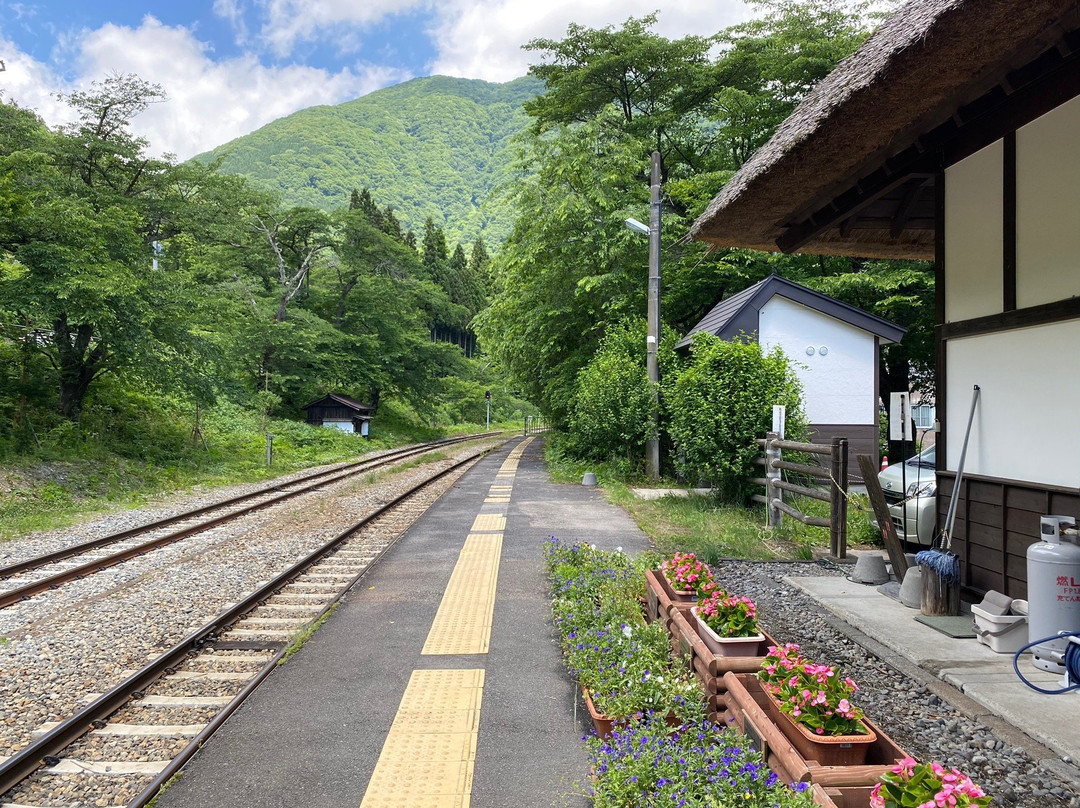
{"left": 0, "top": 433, "right": 497, "bottom": 609}
{"left": 0, "top": 442, "right": 497, "bottom": 799}
{"left": 0, "top": 432, "right": 491, "bottom": 582}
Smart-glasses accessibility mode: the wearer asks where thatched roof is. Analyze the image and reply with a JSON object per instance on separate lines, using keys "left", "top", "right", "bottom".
{"left": 691, "top": 0, "right": 1080, "bottom": 259}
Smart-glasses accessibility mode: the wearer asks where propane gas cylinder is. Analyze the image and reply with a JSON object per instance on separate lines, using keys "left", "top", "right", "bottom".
{"left": 1028, "top": 515, "right": 1080, "bottom": 673}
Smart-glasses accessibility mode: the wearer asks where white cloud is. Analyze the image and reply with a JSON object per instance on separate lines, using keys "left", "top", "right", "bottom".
{"left": 2, "top": 17, "right": 409, "bottom": 160}
{"left": 243, "top": 0, "right": 428, "bottom": 57}
{"left": 427, "top": 0, "right": 754, "bottom": 82}
{"left": 0, "top": 37, "right": 78, "bottom": 126}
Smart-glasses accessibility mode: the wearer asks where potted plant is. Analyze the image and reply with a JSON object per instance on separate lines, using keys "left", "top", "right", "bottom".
{"left": 871, "top": 757, "right": 991, "bottom": 808}
{"left": 658, "top": 551, "right": 716, "bottom": 599}
{"left": 588, "top": 714, "right": 818, "bottom": 808}
{"left": 757, "top": 643, "right": 876, "bottom": 766}
{"left": 691, "top": 589, "right": 766, "bottom": 656}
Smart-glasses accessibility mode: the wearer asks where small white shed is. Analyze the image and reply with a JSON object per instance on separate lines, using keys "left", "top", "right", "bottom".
{"left": 676, "top": 275, "right": 905, "bottom": 465}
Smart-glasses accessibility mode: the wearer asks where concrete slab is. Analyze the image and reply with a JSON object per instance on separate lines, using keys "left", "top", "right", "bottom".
{"left": 629, "top": 487, "right": 711, "bottom": 500}
{"left": 786, "top": 574, "right": 1080, "bottom": 763}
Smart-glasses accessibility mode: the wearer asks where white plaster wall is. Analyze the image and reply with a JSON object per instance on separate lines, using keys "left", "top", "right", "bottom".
{"left": 759, "top": 297, "right": 876, "bottom": 426}
{"left": 1016, "top": 95, "right": 1080, "bottom": 309}
{"left": 945, "top": 140, "right": 1003, "bottom": 322}
{"left": 945, "top": 319, "right": 1080, "bottom": 487}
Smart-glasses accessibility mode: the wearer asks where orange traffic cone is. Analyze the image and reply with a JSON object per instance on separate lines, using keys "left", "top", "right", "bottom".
{"left": 880, "top": 455, "right": 889, "bottom": 471}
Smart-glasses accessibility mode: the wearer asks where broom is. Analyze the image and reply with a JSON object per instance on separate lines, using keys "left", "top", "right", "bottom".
{"left": 915, "top": 385, "right": 980, "bottom": 585}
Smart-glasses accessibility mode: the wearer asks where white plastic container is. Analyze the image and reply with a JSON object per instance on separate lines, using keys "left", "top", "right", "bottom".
{"left": 971, "top": 603, "right": 1029, "bottom": 654}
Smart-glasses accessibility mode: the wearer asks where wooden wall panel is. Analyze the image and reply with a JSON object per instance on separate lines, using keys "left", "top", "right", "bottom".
{"left": 937, "top": 470, "right": 1080, "bottom": 599}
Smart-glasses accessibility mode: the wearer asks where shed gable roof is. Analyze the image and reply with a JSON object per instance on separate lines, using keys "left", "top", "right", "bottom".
{"left": 676, "top": 275, "right": 906, "bottom": 349}
{"left": 301, "top": 393, "right": 375, "bottom": 413}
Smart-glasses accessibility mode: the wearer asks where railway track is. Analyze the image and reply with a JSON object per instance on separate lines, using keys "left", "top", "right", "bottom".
{"left": 0, "top": 433, "right": 496, "bottom": 610}
{"left": 0, "top": 440, "right": 497, "bottom": 808}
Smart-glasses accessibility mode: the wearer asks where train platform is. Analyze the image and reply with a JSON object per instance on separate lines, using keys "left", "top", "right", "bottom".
{"left": 155, "top": 434, "right": 649, "bottom": 808}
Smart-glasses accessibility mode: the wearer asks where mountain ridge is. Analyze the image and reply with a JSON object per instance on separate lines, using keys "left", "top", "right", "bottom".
{"left": 198, "top": 75, "right": 542, "bottom": 245}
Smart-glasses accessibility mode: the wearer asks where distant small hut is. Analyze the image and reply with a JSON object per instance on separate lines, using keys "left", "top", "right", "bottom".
{"left": 301, "top": 394, "right": 375, "bottom": 437}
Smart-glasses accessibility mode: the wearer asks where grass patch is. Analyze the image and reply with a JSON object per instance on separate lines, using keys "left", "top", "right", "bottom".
{"left": 0, "top": 397, "right": 487, "bottom": 542}
{"left": 544, "top": 435, "right": 878, "bottom": 562}
{"left": 279, "top": 603, "right": 339, "bottom": 665}
{"left": 145, "top": 771, "right": 183, "bottom": 807}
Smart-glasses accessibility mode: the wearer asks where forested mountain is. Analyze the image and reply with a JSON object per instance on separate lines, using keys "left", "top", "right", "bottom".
{"left": 199, "top": 75, "right": 541, "bottom": 246}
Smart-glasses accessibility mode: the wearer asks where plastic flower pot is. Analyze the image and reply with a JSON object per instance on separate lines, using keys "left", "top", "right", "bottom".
{"left": 582, "top": 688, "right": 622, "bottom": 740}
{"left": 691, "top": 606, "right": 766, "bottom": 657}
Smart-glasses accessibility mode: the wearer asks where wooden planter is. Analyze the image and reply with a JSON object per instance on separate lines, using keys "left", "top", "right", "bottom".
{"left": 644, "top": 569, "right": 695, "bottom": 629}
{"left": 810, "top": 783, "right": 875, "bottom": 807}
{"left": 718, "top": 672, "right": 908, "bottom": 787}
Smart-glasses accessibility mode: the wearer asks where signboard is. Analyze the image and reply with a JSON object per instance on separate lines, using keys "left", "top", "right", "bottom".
{"left": 889, "top": 392, "right": 913, "bottom": 441}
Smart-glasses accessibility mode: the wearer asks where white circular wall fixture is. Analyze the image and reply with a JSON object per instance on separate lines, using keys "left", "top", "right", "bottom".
{"left": 819, "top": 346, "right": 829, "bottom": 356}
{"left": 805, "top": 346, "right": 816, "bottom": 355}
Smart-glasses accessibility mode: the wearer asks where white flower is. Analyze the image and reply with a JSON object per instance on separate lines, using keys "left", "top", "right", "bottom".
{"left": 622, "top": 625, "right": 632, "bottom": 638}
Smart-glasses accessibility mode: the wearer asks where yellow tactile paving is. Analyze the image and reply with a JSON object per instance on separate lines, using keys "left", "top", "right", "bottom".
{"left": 484, "top": 496, "right": 511, "bottom": 503}
{"left": 470, "top": 513, "right": 505, "bottom": 533}
{"left": 422, "top": 533, "right": 502, "bottom": 655}
{"left": 489, "top": 485, "right": 512, "bottom": 491}
{"left": 360, "top": 669, "right": 484, "bottom": 808}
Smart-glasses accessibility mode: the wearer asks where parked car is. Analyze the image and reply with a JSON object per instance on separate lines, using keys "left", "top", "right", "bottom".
{"left": 877, "top": 446, "right": 937, "bottom": 547}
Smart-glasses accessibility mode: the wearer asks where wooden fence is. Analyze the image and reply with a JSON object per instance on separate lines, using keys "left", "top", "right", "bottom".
{"left": 750, "top": 433, "right": 849, "bottom": 558}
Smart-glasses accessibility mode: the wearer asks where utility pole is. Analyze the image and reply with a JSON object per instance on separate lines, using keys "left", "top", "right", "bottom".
{"left": 646, "top": 150, "right": 662, "bottom": 480}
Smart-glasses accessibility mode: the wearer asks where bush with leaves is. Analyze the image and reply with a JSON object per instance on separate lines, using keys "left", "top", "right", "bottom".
{"left": 566, "top": 323, "right": 654, "bottom": 464}
{"left": 665, "top": 333, "right": 805, "bottom": 500}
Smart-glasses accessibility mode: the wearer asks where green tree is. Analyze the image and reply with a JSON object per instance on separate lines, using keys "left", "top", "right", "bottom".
{"left": 665, "top": 333, "right": 805, "bottom": 500}
{"left": 567, "top": 322, "right": 653, "bottom": 463}
{"left": 524, "top": 13, "right": 717, "bottom": 179}
{"left": 0, "top": 76, "right": 209, "bottom": 421}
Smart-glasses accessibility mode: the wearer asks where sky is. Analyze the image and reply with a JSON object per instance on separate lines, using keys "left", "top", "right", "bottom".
{"left": 0, "top": 0, "right": 754, "bottom": 160}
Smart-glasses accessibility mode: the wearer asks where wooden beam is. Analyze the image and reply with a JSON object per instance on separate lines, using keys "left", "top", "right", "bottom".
{"left": 889, "top": 178, "right": 931, "bottom": 237}
{"left": 777, "top": 171, "right": 934, "bottom": 253}
{"left": 939, "top": 296, "right": 1080, "bottom": 341}
{"left": 1002, "top": 132, "right": 1017, "bottom": 312}
{"left": 857, "top": 454, "right": 908, "bottom": 582}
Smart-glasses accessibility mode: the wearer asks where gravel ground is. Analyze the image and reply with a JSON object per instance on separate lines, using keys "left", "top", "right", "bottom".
{"left": 0, "top": 438, "right": 499, "bottom": 764}
{"left": 714, "top": 559, "right": 1079, "bottom": 808}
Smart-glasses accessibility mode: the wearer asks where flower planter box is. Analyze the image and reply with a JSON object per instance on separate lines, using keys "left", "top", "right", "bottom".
{"left": 716, "top": 672, "right": 908, "bottom": 788}
{"left": 690, "top": 606, "right": 766, "bottom": 657}
{"left": 809, "top": 784, "right": 874, "bottom": 808}
{"left": 768, "top": 698, "right": 876, "bottom": 767}
{"left": 668, "top": 605, "right": 778, "bottom": 685}
{"left": 644, "top": 569, "right": 695, "bottom": 628}
{"left": 583, "top": 688, "right": 623, "bottom": 740}
{"left": 651, "top": 568, "right": 698, "bottom": 606}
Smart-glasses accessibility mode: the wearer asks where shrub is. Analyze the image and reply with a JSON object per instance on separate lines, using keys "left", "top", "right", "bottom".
{"left": 665, "top": 333, "right": 805, "bottom": 501}
{"left": 566, "top": 323, "right": 654, "bottom": 464}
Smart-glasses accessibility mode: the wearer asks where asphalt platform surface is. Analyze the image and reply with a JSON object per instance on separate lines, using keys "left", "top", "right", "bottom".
{"left": 156, "top": 434, "right": 649, "bottom": 808}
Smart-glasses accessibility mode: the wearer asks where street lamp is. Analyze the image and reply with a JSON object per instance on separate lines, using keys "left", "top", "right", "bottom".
{"left": 624, "top": 151, "right": 662, "bottom": 480}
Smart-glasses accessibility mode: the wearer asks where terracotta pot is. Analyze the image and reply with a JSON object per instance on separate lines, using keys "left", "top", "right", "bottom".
{"left": 762, "top": 689, "right": 876, "bottom": 767}
{"left": 582, "top": 688, "right": 623, "bottom": 740}
{"left": 690, "top": 607, "right": 766, "bottom": 657}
